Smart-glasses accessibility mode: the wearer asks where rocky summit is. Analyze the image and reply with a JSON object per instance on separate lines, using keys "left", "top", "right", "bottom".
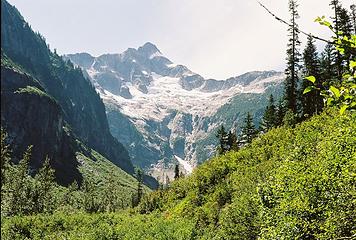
{"left": 66, "top": 43, "right": 284, "bottom": 181}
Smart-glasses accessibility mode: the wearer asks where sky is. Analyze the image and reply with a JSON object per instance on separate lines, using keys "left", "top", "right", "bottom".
{"left": 7, "top": 0, "right": 355, "bottom": 79}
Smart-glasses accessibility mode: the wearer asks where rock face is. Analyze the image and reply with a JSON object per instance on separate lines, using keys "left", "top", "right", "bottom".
{"left": 67, "top": 43, "right": 285, "bottom": 180}
{"left": 1, "top": 59, "right": 82, "bottom": 184}
{"left": 1, "top": 0, "right": 142, "bottom": 185}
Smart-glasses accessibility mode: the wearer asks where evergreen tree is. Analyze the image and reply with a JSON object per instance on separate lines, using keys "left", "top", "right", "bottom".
{"left": 81, "top": 178, "right": 98, "bottom": 212}
{"left": 4, "top": 146, "right": 33, "bottom": 215}
{"left": 338, "top": 7, "right": 355, "bottom": 69}
{"left": 320, "top": 43, "right": 337, "bottom": 86}
{"left": 240, "top": 112, "right": 257, "bottom": 144}
{"left": 216, "top": 125, "right": 229, "bottom": 154}
{"left": 132, "top": 168, "right": 143, "bottom": 207}
{"left": 261, "top": 95, "right": 277, "bottom": 131}
{"left": 284, "top": 0, "right": 301, "bottom": 113}
{"left": 351, "top": 4, "right": 356, "bottom": 34}
{"left": 330, "top": 0, "right": 345, "bottom": 78}
{"left": 102, "top": 175, "right": 119, "bottom": 212}
{"left": 1, "top": 129, "right": 11, "bottom": 189}
{"left": 301, "top": 35, "right": 323, "bottom": 117}
{"left": 174, "top": 164, "right": 180, "bottom": 180}
{"left": 283, "top": 109, "right": 298, "bottom": 127}
{"left": 275, "top": 100, "right": 286, "bottom": 126}
{"left": 330, "top": 0, "right": 342, "bottom": 37}
{"left": 227, "top": 130, "right": 239, "bottom": 151}
{"left": 32, "top": 157, "right": 55, "bottom": 213}
{"left": 338, "top": 7, "right": 353, "bottom": 37}
{"left": 329, "top": 1, "right": 354, "bottom": 78}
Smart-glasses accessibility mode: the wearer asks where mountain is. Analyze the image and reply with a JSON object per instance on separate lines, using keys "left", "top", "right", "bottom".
{"left": 0, "top": 0, "right": 160, "bottom": 188}
{"left": 66, "top": 44, "right": 284, "bottom": 180}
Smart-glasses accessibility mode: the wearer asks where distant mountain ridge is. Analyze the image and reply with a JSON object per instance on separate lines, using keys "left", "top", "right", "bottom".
{"left": 66, "top": 43, "right": 284, "bottom": 181}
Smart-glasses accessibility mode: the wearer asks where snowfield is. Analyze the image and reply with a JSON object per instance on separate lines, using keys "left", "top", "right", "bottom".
{"left": 100, "top": 73, "right": 284, "bottom": 122}
{"left": 175, "top": 155, "right": 193, "bottom": 174}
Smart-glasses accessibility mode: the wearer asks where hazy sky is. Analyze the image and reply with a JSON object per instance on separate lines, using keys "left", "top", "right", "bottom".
{"left": 7, "top": 0, "right": 355, "bottom": 79}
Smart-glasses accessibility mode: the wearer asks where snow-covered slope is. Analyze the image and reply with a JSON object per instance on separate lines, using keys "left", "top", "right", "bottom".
{"left": 66, "top": 42, "right": 284, "bottom": 181}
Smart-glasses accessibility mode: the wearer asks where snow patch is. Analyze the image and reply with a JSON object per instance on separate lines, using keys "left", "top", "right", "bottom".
{"left": 149, "top": 51, "right": 163, "bottom": 59}
{"left": 175, "top": 155, "right": 193, "bottom": 174}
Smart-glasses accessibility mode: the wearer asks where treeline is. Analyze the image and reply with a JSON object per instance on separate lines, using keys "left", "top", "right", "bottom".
{"left": 0, "top": 129, "right": 145, "bottom": 217}
{"left": 216, "top": 0, "right": 356, "bottom": 154}
{"left": 284, "top": 0, "right": 355, "bottom": 117}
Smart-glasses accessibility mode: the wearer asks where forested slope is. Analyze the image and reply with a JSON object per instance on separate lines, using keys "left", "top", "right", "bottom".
{"left": 1, "top": 0, "right": 134, "bottom": 180}
{"left": 3, "top": 110, "right": 355, "bottom": 239}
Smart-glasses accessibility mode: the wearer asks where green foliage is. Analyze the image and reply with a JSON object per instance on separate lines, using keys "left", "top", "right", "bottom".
{"left": 240, "top": 112, "right": 258, "bottom": 144}
{"left": 258, "top": 112, "right": 356, "bottom": 239}
{"left": 1, "top": 212, "right": 195, "bottom": 240}
{"left": 14, "top": 86, "right": 56, "bottom": 103}
{"left": 260, "top": 94, "right": 277, "bottom": 131}
{"left": 216, "top": 125, "right": 229, "bottom": 154}
{"left": 131, "top": 168, "right": 144, "bottom": 208}
{"left": 0, "top": 132, "right": 150, "bottom": 217}
{"left": 1, "top": 128, "right": 11, "bottom": 189}
{"left": 284, "top": 0, "right": 301, "bottom": 113}
{"left": 283, "top": 109, "right": 298, "bottom": 127}
{"left": 305, "top": 17, "right": 356, "bottom": 115}
{"left": 301, "top": 35, "right": 324, "bottom": 116}
{"left": 136, "top": 110, "right": 355, "bottom": 239}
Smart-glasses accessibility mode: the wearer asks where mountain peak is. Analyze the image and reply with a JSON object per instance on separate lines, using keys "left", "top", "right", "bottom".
{"left": 138, "top": 42, "right": 161, "bottom": 57}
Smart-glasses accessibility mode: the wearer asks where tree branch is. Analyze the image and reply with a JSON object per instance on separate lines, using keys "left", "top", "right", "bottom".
{"left": 257, "top": 1, "right": 333, "bottom": 44}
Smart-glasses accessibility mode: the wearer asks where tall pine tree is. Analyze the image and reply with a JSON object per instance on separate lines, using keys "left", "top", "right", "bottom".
{"left": 261, "top": 94, "right": 277, "bottom": 131}
{"left": 216, "top": 125, "right": 229, "bottom": 154}
{"left": 284, "top": 0, "right": 301, "bottom": 114}
{"left": 330, "top": 0, "right": 344, "bottom": 79}
{"left": 301, "top": 35, "right": 323, "bottom": 116}
{"left": 227, "top": 130, "right": 239, "bottom": 151}
{"left": 351, "top": 5, "right": 356, "bottom": 34}
{"left": 240, "top": 112, "right": 257, "bottom": 145}
{"left": 275, "top": 99, "right": 286, "bottom": 126}
{"left": 174, "top": 164, "right": 180, "bottom": 180}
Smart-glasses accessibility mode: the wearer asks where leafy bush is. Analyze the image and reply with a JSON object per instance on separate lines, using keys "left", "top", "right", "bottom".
{"left": 1, "top": 212, "right": 195, "bottom": 240}
{"left": 138, "top": 109, "right": 355, "bottom": 239}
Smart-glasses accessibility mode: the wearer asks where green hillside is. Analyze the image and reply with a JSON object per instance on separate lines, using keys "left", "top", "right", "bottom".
{"left": 2, "top": 109, "right": 355, "bottom": 239}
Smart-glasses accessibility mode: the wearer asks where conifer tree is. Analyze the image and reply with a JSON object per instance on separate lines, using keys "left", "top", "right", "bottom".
{"left": 351, "top": 5, "right": 356, "bottom": 34}
{"left": 227, "top": 130, "right": 239, "bottom": 151}
{"left": 275, "top": 100, "right": 286, "bottom": 126}
{"left": 1, "top": 129, "right": 11, "bottom": 189}
{"left": 320, "top": 43, "right": 337, "bottom": 86}
{"left": 33, "top": 157, "right": 55, "bottom": 213}
{"left": 102, "top": 175, "right": 119, "bottom": 212}
{"left": 216, "top": 125, "right": 229, "bottom": 154}
{"left": 261, "top": 95, "right": 277, "bottom": 131}
{"left": 174, "top": 164, "right": 180, "bottom": 180}
{"left": 328, "top": 1, "right": 354, "bottom": 78}
{"left": 301, "top": 35, "right": 323, "bottom": 116}
{"left": 132, "top": 168, "right": 143, "bottom": 207}
{"left": 338, "top": 7, "right": 355, "bottom": 69}
{"left": 81, "top": 178, "right": 97, "bottom": 212}
{"left": 284, "top": 0, "right": 301, "bottom": 113}
{"left": 338, "top": 7, "right": 353, "bottom": 37}
{"left": 330, "top": 0, "right": 344, "bottom": 79}
{"left": 240, "top": 112, "right": 257, "bottom": 144}
{"left": 5, "top": 146, "right": 32, "bottom": 215}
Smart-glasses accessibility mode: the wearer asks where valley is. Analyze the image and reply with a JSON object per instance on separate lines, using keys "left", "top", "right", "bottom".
{"left": 67, "top": 45, "right": 284, "bottom": 180}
